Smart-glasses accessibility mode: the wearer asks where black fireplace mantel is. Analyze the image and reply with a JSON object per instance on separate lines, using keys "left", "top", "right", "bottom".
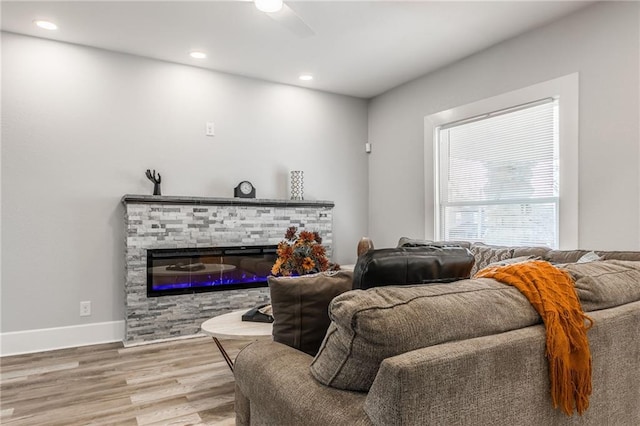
{"left": 121, "top": 194, "right": 334, "bottom": 208}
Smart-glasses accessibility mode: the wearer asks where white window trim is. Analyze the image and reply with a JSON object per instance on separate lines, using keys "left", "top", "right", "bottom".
{"left": 424, "top": 73, "right": 579, "bottom": 249}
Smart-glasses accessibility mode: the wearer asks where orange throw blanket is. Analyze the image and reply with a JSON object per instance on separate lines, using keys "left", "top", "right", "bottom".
{"left": 475, "top": 260, "right": 594, "bottom": 415}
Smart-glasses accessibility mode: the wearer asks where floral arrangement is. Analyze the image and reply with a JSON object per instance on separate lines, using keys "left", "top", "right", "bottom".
{"left": 271, "top": 226, "right": 337, "bottom": 276}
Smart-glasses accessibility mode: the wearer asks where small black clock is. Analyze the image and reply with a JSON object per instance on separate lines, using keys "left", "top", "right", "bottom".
{"left": 234, "top": 180, "right": 256, "bottom": 198}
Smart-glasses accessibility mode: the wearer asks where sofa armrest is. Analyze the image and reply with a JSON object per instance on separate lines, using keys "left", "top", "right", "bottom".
{"left": 364, "top": 325, "right": 549, "bottom": 426}
{"left": 234, "top": 340, "right": 372, "bottom": 426}
{"left": 364, "top": 301, "right": 640, "bottom": 426}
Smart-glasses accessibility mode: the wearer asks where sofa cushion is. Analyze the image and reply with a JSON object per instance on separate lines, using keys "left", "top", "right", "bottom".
{"left": 397, "top": 237, "right": 471, "bottom": 249}
{"left": 486, "top": 255, "right": 541, "bottom": 267}
{"left": 268, "top": 270, "right": 353, "bottom": 356}
{"left": 596, "top": 251, "right": 640, "bottom": 261}
{"left": 559, "top": 260, "right": 640, "bottom": 311}
{"left": 545, "top": 250, "right": 591, "bottom": 264}
{"left": 310, "top": 279, "right": 541, "bottom": 391}
{"left": 577, "top": 251, "right": 602, "bottom": 263}
{"left": 396, "top": 237, "right": 433, "bottom": 247}
{"left": 545, "top": 250, "right": 640, "bottom": 264}
{"left": 512, "top": 246, "right": 550, "bottom": 258}
{"left": 352, "top": 246, "right": 474, "bottom": 290}
{"left": 469, "top": 243, "right": 515, "bottom": 276}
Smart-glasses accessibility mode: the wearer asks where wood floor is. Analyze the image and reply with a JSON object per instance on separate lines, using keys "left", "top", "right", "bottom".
{"left": 0, "top": 336, "right": 251, "bottom": 425}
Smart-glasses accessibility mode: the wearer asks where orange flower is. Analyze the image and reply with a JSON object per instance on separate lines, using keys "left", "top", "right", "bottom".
{"left": 277, "top": 243, "right": 293, "bottom": 259}
{"left": 312, "top": 244, "right": 326, "bottom": 257}
{"left": 271, "top": 258, "right": 283, "bottom": 275}
{"left": 285, "top": 226, "right": 297, "bottom": 241}
{"left": 318, "top": 257, "right": 329, "bottom": 271}
{"left": 299, "top": 231, "right": 315, "bottom": 243}
{"left": 302, "top": 257, "right": 315, "bottom": 272}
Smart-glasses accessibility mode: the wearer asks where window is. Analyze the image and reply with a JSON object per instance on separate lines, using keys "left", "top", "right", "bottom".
{"left": 436, "top": 99, "right": 559, "bottom": 247}
{"left": 425, "top": 74, "right": 578, "bottom": 249}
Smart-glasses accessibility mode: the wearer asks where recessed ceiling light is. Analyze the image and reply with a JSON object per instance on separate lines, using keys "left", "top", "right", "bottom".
{"left": 190, "top": 51, "right": 207, "bottom": 59}
{"left": 299, "top": 74, "right": 313, "bottom": 81}
{"left": 34, "top": 20, "right": 57, "bottom": 30}
{"left": 255, "top": 0, "right": 283, "bottom": 13}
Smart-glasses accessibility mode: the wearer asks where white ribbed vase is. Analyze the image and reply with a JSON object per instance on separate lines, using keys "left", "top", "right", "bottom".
{"left": 290, "top": 171, "right": 304, "bottom": 200}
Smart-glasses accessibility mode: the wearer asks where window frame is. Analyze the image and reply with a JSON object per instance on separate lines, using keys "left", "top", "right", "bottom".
{"left": 424, "top": 73, "right": 579, "bottom": 249}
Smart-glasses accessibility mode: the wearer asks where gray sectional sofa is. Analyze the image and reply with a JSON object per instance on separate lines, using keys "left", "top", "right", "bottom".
{"left": 234, "top": 243, "right": 640, "bottom": 425}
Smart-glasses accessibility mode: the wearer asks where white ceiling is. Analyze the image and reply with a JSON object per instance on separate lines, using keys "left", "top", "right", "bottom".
{"left": 1, "top": 1, "right": 593, "bottom": 99}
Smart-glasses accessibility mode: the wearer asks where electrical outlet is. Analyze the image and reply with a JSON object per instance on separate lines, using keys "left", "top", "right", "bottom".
{"left": 206, "top": 122, "right": 215, "bottom": 136}
{"left": 80, "top": 301, "right": 91, "bottom": 317}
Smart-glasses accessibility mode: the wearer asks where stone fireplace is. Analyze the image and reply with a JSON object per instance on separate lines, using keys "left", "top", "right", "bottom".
{"left": 122, "top": 194, "right": 334, "bottom": 344}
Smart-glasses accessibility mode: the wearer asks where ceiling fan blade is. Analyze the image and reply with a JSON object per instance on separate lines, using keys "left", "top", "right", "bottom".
{"left": 266, "top": 3, "right": 315, "bottom": 38}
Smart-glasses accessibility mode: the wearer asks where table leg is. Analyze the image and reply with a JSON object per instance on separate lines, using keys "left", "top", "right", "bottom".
{"left": 212, "top": 336, "right": 234, "bottom": 372}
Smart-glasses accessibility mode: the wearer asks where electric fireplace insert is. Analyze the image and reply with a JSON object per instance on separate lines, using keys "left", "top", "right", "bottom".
{"left": 147, "top": 245, "right": 277, "bottom": 297}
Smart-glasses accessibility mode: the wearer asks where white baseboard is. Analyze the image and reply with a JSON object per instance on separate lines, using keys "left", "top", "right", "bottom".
{"left": 0, "top": 321, "right": 125, "bottom": 357}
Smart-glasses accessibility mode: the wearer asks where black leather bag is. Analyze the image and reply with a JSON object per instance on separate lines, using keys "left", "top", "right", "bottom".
{"left": 352, "top": 245, "right": 474, "bottom": 290}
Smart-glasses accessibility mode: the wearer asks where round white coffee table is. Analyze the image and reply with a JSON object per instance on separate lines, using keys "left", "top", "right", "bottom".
{"left": 201, "top": 309, "right": 272, "bottom": 372}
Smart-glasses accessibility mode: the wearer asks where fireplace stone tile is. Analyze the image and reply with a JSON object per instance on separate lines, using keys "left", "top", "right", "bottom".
{"left": 122, "top": 195, "right": 333, "bottom": 344}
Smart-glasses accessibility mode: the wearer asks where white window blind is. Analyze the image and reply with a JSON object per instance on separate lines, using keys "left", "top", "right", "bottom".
{"left": 437, "top": 98, "right": 559, "bottom": 248}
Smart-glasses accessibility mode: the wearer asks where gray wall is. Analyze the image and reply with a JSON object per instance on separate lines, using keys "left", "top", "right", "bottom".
{"left": 368, "top": 1, "right": 640, "bottom": 250}
{"left": 1, "top": 33, "right": 368, "bottom": 332}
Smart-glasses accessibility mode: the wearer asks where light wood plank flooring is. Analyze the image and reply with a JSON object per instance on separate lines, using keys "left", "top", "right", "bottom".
{"left": 0, "top": 336, "right": 250, "bottom": 425}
